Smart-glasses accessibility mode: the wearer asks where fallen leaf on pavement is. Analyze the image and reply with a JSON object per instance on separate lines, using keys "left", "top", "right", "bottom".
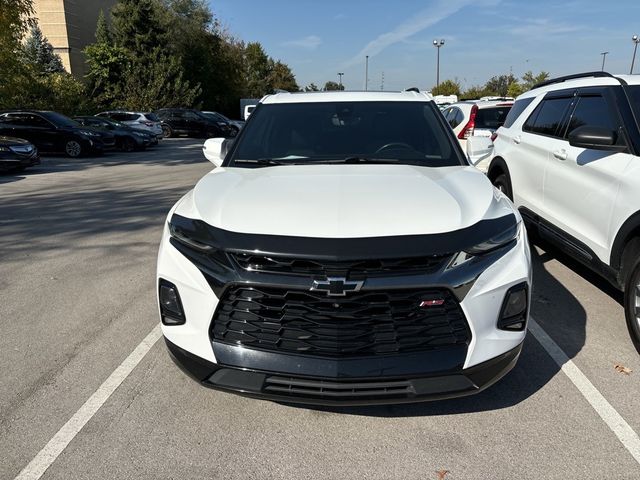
{"left": 436, "top": 470, "right": 450, "bottom": 479}
{"left": 614, "top": 364, "right": 632, "bottom": 375}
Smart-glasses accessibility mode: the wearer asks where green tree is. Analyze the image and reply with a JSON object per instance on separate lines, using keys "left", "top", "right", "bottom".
{"left": 304, "top": 83, "right": 320, "bottom": 92}
{"left": 483, "top": 74, "right": 517, "bottom": 97}
{"left": 0, "top": 0, "right": 35, "bottom": 108}
{"left": 268, "top": 60, "right": 299, "bottom": 91}
{"left": 521, "top": 71, "right": 550, "bottom": 91}
{"left": 95, "top": 10, "right": 112, "bottom": 44}
{"left": 461, "top": 85, "right": 489, "bottom": 99}
{"left": 112, "top": 0, "right": 167, "bottom": 55}
{"left": 244, "top": 42, "right": 271, "bottom": 97}
{"left": 23, "top": 25, "right": 65, "bottom": 74}
{"left": 431, "top": 78, "right": 461, "bottom": 96}
{"left": 323, "top": 81, "right": 344, "bottom": 91}
{"left": 507, "top": 80, "right": 525, "bottom": 98}
{"left": 118, "top": 51, "right": 201, "bottom": 110}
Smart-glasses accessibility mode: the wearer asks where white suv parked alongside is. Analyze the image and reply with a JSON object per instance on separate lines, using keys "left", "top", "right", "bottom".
{"left": 443, "top": 100, "right": 513, "bottom": 171}
{"left": 158, "top": 90, "right": 531, "bottom": 405}
{"left": 487, "top": 72, "right": 640, "bottom": 351}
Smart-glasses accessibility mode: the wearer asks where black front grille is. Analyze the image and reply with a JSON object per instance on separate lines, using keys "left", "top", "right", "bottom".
{"left": 264, "top": 375, "right": 413, "bottom": 399}
{"left": 211, "top": 286, "right": 470, "bottom": 357}
{"left": 230, "top": 253, "right": 451, "bottom": 276}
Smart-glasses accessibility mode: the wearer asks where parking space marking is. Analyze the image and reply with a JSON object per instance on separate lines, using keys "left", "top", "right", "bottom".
{"left": 529, "top": 317, "right": 640, "bottom": 465}
{"left": 14, "top": 325, "right": 162, "bottom": 480}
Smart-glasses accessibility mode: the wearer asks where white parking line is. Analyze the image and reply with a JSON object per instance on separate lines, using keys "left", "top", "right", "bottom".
{"left": 529, "top": 317, "right": 640, "bottom": 465}
{"left": 14, "top": 325, "right": 162, "bottom": 480}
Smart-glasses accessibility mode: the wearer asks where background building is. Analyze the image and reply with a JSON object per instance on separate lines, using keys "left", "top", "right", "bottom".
{"left": 34, "top": 0, "right": 117, "bottom": 78}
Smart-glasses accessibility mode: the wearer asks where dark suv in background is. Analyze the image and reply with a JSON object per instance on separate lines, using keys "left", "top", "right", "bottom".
{"left": 0, "top": 111, "right": 115, "bottom": 158}
{"left": 74, "top": 116, "right": 154, "bottom": 151}
{"left": 155, "top": 108, "right": 236, "bottom": 138}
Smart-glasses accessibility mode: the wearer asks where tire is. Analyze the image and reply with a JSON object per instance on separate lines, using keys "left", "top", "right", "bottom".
{"left": 492, "top": 172, "right": 513, "bottom": 201}
{"left": 624, "top": 247, "right": 640, "bottom": 353}
{"left": 162, "top": 124, "right": 173, "bottom": 138}
{"left": 64, "top": 140, "right": 83, "bottom": 158}
{"left": 121, "top": 137, "right": 136, "bottom": 152}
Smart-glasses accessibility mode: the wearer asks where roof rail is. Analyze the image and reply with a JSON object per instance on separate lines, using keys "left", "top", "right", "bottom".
{"left": 404, "top": 87, "right": 420, "bottom": 93}
{"left": 532, "top": 71, "right": 617, "bottom": 89}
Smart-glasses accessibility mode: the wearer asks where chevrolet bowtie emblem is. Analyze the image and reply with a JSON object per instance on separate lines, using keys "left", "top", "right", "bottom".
{"left": 310, "top": 277, "right": 364, "bottom": 296}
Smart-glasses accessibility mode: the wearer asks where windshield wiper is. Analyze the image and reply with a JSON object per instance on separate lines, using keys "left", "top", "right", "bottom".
{"left": 234, "top": 158, "right": 303, "bottom": 166}
{"left": 340, "top": 157, "right": 400, "bottom": 164}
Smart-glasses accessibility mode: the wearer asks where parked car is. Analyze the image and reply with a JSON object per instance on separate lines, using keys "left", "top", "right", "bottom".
{"left": 155, "top": 108, "right": 235, "bottom": 138}
{"left": 74, "top": 116, "right": 153, "bottom": 151}
{"left": 0, "top": 136, "right": 40, "bottom": 172}
{"left": 442, "top": 100, "right": 513, "bottom": 170}
{"left": 486, "top": 71, "right": 640, "bottom": 352}
{"left": 159, "top": 89, "right": 532, "bottom": 405}
{"left": 95, "top": 111, "right": 163, "bottom": 139}
{"left": 201, "top": 111, "right": 244, "bottom": 132}
{"left": 0, "top": 110, "right": 115, "bottom": 158}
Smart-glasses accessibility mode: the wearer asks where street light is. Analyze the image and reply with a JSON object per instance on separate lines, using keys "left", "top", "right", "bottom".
{"left": 365, "top": 56, "right": 369, "bottom": 91}
{"left": 337, "top": 72, "right": 344, "bottom": 89}
{"left": 433, "top": 39, "right": 445, "bottom": 90}
{"left": 631, "top": 35, "right": 640, "bottom": 74}
{"left": 601, "top": 51, "right": 609, "bottom": 72}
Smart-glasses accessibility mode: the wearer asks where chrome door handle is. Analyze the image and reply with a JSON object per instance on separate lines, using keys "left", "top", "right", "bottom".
{"left": 513, "top": 136, "right": 521, "bottom": 144}
{"left": 553, "top": 149, "right": 567, "bottom": 160}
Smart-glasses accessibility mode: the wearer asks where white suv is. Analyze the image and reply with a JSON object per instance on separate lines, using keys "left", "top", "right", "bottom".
{"left": 487, "top": 72, "right": 640, "bottom": 351}
{"left": 158, "top": 90, "right": 531, "bottom": 405}
{"left": 442, "top": 99, "right": 513, "bottom": 170}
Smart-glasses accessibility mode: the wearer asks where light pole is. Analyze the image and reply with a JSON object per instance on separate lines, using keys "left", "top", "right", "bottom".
{"left": 601, "top": 51, "right": 609, "bottom": 71}
{"left": 365, "top": 56, "right": 369, "bottom": 91}
{"left": 631, "top": 35, "right": 640, "bottom": 74}
{"left": 337, "top": 72, "right": 344, "bottom": 89}
{"left": 433, "top": 39, "right": 445, "bottom": 90}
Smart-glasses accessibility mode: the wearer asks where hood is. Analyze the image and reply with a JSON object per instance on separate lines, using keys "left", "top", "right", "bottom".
{"left": 0, "top": 136, "right": 32, "bottom": 146}
{"left": 185, "top": 164, "right": 509, "bottom": 238}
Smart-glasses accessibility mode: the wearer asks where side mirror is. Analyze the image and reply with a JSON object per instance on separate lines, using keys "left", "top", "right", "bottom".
{"left": 202, "top": 137, "right": 232, "bottom": 167}
{"left": 466, "top": 135, "right": 494, "bottom": 166}
{"left": 568, "top": 126, "right": 624, "bottom": 151}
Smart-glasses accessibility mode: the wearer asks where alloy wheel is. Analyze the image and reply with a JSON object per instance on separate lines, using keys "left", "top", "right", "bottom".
{"left": 65, "top": 140, "right": 82, "bottom": 158}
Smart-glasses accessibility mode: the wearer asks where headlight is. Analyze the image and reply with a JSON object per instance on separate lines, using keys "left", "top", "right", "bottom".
{"left": 448, "top": 219, "right": 520, "bottom": 269}
{"left": 79, "top": 130, "right": 101, "bottom": 137}
{"left": 167, "top": 214, "right": 232, "bottom": 273}
{"left": 0, "top": 146, "right": 9, "bottom": 152}
{"left": 464, "top": 221, "right": 520, "bottom": 255}
{"left": 132, "top": 132, "right": 145, "bottom": 137}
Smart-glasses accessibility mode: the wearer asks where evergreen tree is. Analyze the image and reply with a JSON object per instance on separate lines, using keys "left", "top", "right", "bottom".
{"left": 268, "top": 61, "right": 299, "bottom": 92}
{"left": 23, "top": 25, "right": 65, "bottom": 74}
{"left": 112, "top": 0, "right": 167, "bottom": 57}
{"left": 95, "top": 10, "right": 112, "bottom": 44}
{"left": 323, "top": 81, "right": 344, "bottom": 91}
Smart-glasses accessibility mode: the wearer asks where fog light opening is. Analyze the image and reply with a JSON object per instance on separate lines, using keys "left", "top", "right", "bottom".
{"left": 498, "top": 283, "right": 528, "bottom": 332}
{"left": 159, "top": 279, "right": 186, "bottom": 325}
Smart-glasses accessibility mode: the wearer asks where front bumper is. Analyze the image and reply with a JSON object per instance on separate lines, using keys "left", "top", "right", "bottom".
{"left": 0, "top": 151, "right": 40, "bottom": 170}
{"left": 166, "top": 337, "right": 522, "bottom": 405}
{"left": 157, "top": 211, "right": 531, "bottom": 404}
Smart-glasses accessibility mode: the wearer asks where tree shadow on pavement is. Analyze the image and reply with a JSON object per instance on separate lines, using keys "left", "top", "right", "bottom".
{"left": 297, "top": 244, "right": 587, "bottom": 417}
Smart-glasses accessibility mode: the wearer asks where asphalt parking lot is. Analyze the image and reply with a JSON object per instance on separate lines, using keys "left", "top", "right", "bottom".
{"left": 2, "top": 139, "right": 640, "bottom": 480}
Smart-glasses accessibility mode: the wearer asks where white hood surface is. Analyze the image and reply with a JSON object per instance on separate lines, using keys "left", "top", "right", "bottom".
{"left": 186, "top": 164, "right": 504, "bottom": 238}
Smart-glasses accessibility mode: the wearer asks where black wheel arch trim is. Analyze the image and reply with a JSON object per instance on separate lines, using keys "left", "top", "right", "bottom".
{"left": 611, "top": 210, "right": 640, "bottom": 275}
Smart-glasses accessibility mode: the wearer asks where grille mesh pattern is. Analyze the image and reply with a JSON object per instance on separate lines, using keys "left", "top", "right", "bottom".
{"left": 212, "top": 286, "right": 470, "bottom": 357}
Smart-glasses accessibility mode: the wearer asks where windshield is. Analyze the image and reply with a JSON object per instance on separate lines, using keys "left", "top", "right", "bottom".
{"left": 144, "top": 113, "right": 160, "bottom": 122}
{"left": 42, "top": 111, "right": 79, "bottom": 128}
{"left": 475, "top": 105, "right": 512, "bottom": 130}
{"left": 229, "top": 101, "right": 463, "bottom": 167}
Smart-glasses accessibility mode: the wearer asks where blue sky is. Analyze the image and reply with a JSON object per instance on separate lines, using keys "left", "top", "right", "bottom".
{"left": 209, "top": 0, "right": 640, "bottom": 91}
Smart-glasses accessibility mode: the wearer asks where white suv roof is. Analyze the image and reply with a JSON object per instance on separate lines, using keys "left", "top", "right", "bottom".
{"left": 261, "top": 90, "right": 433, "bottom": 105}
{"left": 519, "top": 73, "right": 640, "bottom": 99}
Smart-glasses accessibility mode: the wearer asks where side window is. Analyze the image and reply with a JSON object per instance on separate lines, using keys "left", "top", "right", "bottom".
{"left": 565, "top": 95, "right": 617, "bottom": 135}
{"left": 503, "top": 97, "right": 534, "bottom": 128}
{"left": 523, "top": 97, "right": 573, "bottom": 137}
{"left": 454, "top": 109, "right": 465, "bottom": 128}
{"left": 110, "top": 113, "right": 126, "bottom": 121}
